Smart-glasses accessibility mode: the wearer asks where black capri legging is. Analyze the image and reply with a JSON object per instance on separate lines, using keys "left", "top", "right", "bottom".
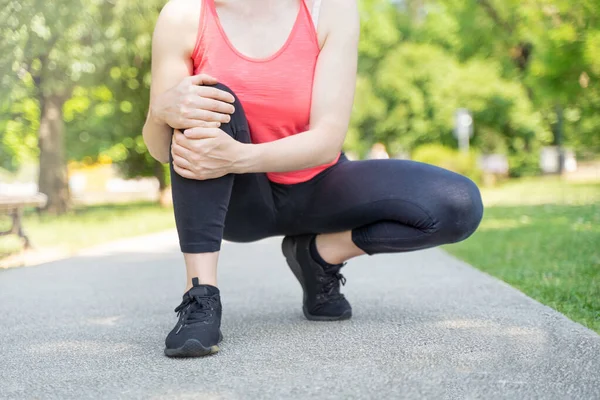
{"left": 170, "top": 83, "right": 484, "bottom": 255}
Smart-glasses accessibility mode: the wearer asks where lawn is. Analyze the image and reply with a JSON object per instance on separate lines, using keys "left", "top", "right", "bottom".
{"left": 0, "top": 202, "right": 175, "bottom": 261}
{"left": 445, "top": 177, "right": 600, "bottom": 333}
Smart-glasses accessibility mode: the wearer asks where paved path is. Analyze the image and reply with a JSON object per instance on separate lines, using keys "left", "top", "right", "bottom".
{"left": 1, "top": 231, "right": 599, "bottom": 400}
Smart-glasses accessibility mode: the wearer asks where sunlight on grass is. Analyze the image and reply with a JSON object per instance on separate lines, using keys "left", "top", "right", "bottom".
{"left": 446, "top": 178, "right": 600, "bottom": 333}
{"left": 0, "top": 202, "right": 175, "bottom": 259}
{"left": 479, "top": 218, "right": 529, "bottom": 231}
{"left": 481, "top": 177, "right": 600, "bottom": 206}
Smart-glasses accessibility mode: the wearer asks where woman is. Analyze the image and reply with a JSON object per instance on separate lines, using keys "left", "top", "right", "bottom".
{"left": 143, "top": 0, "right": 483, "bottom": 358}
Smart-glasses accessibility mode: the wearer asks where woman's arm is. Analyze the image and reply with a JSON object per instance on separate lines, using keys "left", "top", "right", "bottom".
{"left": 237, "top": 0, "right": 359, "bottom": 173}
{"left": 143, "top": 0, "right": 235, "bottom": 164}
{"left": 143, "top": 0, "right": 196, "bottom": 163}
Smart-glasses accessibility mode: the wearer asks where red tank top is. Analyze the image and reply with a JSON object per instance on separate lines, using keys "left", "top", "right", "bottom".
{"left": 191, "top": 0, "right": 340, "bottom": 184}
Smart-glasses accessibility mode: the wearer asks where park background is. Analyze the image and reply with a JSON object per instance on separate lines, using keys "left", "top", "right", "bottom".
{"left": 0, "top": 0, "right": 598, "bottom": 333}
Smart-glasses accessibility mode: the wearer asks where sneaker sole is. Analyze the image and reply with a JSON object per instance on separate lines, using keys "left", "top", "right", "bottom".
{"left": 282, "top": 236, "right": 352, "bottom": 322}
{"left": 164, "top": 332, "right": 223, "bottom": 358}
{"left": 303, "top": 305, "right": 353, "bottom": 321}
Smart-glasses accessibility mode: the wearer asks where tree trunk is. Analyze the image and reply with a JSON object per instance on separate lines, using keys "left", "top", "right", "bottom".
{"left": 38, "top": 95, "right": 70, "bottom": 214}
{"left": 154, "top": 160, "right": 172, "bottom": 207}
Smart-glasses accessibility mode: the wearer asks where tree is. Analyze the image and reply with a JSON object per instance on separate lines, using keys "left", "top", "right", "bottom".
{"left": 2, "top": 0, "right": 165, "bottom": 213}
{"left": 2, "top": 0, "right": 119, "bottom": 212}
{"left": 62, "top": 1, "right": 169, "bottom": 199}
{"left": 435, "top": 0, "right": 600, "bottom": 159}
{"left": 350, "top": 0, "right": 551, "bottom": 176}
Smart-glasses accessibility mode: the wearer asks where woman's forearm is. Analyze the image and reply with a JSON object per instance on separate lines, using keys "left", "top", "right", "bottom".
{"left": 143, "top": 108, "right": 172, "bottom": 164}
{"left": 235, "top": 126, "right": 343, "bottom": 174}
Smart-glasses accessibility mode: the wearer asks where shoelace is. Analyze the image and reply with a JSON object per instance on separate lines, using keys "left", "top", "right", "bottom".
{"left": 174, "top": 294, "right": 218, "bottom": 325}
{"left": 317, "top": 264, "right": 347, "bottom": 303}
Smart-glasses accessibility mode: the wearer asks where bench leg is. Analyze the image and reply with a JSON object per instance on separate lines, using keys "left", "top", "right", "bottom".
{"left": 13, "top": 210, "right": 33, "bottom": 250}
{"left": 0, "top": 210, "right": 32, "bottom": 250}
{"left": 0, "top": 212, "right": 16, "bottom": 237}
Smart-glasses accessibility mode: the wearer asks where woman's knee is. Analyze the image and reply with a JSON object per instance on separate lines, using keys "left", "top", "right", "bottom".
{"left": 204, "top": 83, "right": 249, "bottom": 139}
{"left": 207, "top": 82, "right": 243, "bottom": 115}
{"left": 210, "top": 82, "right": 236, "bottom": 99}
{"left": 436, "top": 176, "right": 484, "bottom": 242}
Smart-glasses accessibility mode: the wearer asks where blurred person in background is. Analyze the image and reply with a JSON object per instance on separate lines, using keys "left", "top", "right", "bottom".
{"left": 367, "top": 143, "right": 390, "bottom": 160}
{"left": 143, "top": 0, "right": 483, "bottom": 357}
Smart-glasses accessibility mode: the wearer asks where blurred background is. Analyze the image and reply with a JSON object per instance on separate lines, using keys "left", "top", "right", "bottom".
{"left": 0, "top": 0, "right": 598, "bottom": 331}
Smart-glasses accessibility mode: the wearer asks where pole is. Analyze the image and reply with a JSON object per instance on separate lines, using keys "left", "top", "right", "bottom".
{"left": 555, "top": 103, "right": 564, "bottom": 175}
{"left": 459, "top": 132, "right": 470, "bottom": 154}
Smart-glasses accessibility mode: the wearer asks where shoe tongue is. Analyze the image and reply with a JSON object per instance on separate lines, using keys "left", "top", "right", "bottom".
{"left": 188, "top": 280, "right": 220, "bottom": 297}
{"left": 323, "top": 263, "right": 343, "bottom": 274}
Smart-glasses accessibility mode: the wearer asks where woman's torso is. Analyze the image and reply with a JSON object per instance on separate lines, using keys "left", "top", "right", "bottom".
{"left": 191, "top": 0, "right": 339, "bottom": 184}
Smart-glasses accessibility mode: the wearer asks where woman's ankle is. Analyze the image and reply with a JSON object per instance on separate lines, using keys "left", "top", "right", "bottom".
{"left": 315, "top": 231, "right": 365, "bottom": 265}
{"left": 184, "top": 252, "right": 219, "bottom": 291}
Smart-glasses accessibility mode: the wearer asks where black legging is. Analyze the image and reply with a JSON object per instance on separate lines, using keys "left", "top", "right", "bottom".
{"left": 170, "top": 83, "right": 484, "bottom": 255}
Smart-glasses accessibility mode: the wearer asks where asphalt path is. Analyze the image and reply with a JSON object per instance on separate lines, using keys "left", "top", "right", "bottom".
{"left": 1, "top": 231, "right": 598, "bottom": 399}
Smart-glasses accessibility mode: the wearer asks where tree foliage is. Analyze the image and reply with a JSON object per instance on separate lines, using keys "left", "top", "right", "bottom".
{"left": 1, "top": 0, "right": 164, "bottom": 212}
{"left": 1, "top": 0, "right": 599, "bottom": 212}
{"left": 351, "top": 0, "right": 600, "bottom": 175}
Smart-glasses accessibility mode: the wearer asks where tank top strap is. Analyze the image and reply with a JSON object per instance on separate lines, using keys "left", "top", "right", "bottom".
{"left": 301, "top": 0, "right": 321, "bottom": 31}
{"left": 204, "top": 0, "right": 218, "bottom": 20}
{"left": 310, "top": 0, "right": 322, "bottom": 28}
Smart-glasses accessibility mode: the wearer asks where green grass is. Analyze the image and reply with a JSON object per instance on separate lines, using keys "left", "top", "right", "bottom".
{"left": 0, "top": 202, "right": 175, "bottom": 259}
{"left": 445, "top": 177, "right": 600, "bottom": 333}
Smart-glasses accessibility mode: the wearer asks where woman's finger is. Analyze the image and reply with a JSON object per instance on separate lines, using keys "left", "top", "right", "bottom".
{"left": 194, "top": 85, "right": 236, "bottom": 104}
{"left": 198, "top": 97, "right": 236, "bottom": 114}
{"left": 172, "top": 139, "right": 196, "bottom": 159}
{"left": 171, "top": 130, "right": 183, "bottom": 148}
{"left": 182, "top": 119, "right": 221, "bottom": 129}
{"left": 172, "top": 142, "right": 194, "bottom": 160}
{"left": 172, "top": 154, "right": 194, "bottom": 170}
{"left": 181, "top": 107, "right": 231, "bottom": 123}
{"left": 183, "top": 127, "right": 223, "bottom": 140}
{"left": 187, "top": 74, "right": 218, "bottom": 86}
{"left": 173, "top": 163, "right": 195, "bottom": 180}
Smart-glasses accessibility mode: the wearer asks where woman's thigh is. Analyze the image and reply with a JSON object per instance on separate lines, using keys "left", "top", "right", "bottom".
{"left": 291, "top": 158, "right": 483, "bottom": 237}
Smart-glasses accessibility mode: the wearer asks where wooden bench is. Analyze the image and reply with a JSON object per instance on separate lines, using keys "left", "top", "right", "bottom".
{"left": 0, "top": 194, "right": 47, "bottom": 249}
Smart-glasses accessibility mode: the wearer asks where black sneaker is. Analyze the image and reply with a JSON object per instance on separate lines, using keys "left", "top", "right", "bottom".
{"left": 282, "top": 235, "right": 352, "bottom": 321}
{"left": 164, "top": 278, "right": 223, "bottom": 357}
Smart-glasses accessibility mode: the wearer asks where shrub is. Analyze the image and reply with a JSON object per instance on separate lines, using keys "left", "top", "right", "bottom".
{"left": 508, "top": 152, "right": 541, "bottom": 177}
{"left": 412, "top": 144, "right": 483, "bottom": 183}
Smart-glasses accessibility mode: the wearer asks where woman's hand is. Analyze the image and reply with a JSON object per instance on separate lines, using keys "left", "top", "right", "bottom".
{"left": 171, "top": 128, "right": 246, "bottom": 180}
{"left": 151, "top": 74, "right": 236, "bottom": 130}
